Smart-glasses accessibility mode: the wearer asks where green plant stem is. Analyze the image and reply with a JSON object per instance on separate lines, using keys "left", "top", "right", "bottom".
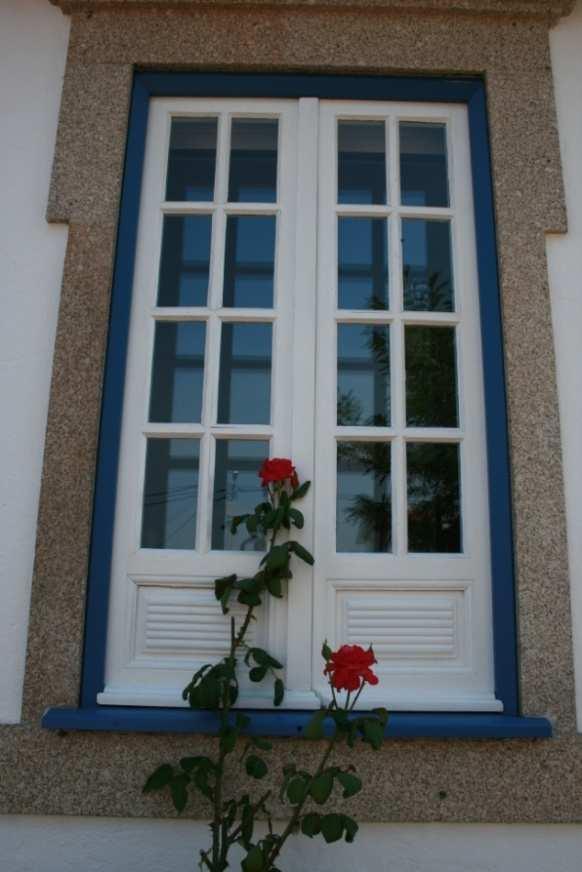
{"left": 209, "top": 495, "right": 283, "bottom": 871}
{"left": 264, "top": 728, "right": 339, "bottom": 869}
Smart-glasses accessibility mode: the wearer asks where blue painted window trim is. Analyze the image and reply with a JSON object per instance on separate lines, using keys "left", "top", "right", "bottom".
{"left": 42, "top": 72, "right": 548, "bottom": 739}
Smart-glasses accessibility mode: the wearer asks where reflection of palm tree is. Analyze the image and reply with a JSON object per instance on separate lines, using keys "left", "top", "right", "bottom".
{"left": 407, "top": 443, "right": 460, "bottom": 552}
{"left": 403, "top": 267, "right": 451, "bottom": 312}
{"left": 338, "top": 442, "right": 391, "bottom": 552}
{"left": 337, "top": 325, "right": 390, "bottom": 426}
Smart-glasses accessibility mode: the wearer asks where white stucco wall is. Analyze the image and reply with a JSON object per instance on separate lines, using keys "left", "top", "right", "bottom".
{"left": 548, "top": 0, "right": 582, "bottom": 732}
{"left": 0, "top": 0, "right": 70, "bottom": 723}
{"left": 2, "top": 818, "right": 582, "bottom": 872}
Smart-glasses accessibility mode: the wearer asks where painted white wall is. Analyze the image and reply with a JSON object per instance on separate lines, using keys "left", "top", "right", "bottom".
{"left": 0, "top": 0, "right": 70, "bottom": 723}
{"left": 547, "top": 0, "right": 582, "bottom": 731}
{"left": 2, "top": 817, "right": 582, "bottom": 872}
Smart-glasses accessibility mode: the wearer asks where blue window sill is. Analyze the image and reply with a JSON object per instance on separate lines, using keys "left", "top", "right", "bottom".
{"left": 41, "top": 707, "right": 552, "bottom": 739}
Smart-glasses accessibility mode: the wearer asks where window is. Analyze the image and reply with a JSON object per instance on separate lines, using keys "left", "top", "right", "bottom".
{"left": 98, "top": 93, "right": 500, "bottom": 714}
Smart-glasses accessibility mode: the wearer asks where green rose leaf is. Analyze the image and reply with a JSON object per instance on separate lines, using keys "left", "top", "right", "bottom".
{"left": 274, "top": 677, "right": 285, "bottom": 707}
{"left": 289, "top": 541, "right": 314, "bottom": 565}
{"left": 249, "top": 666, "right": 268, "bottom": 683}
{"left": 292, "top": 481, "right": 311, "bottom": 500}
{"left": 264, "top": 544, "right": 290, "bottom": 571}
{"left": 170, "top": 773, "right": 190, "bottom": 813}
{"left": 266, "top": 575, "right": 283, "bottom": 598}
{"left": 304, "top": 709, "right": 327, "bottom": 740}
{"left": 310, "top": 771, "right": 334, "bottom": 805}
{"left": 241, "top": 846, "right": 265, "bottom": 872}
{"left": 249, "top": 648, "right": 283, "bottom": 669}
{"left": 246, "top": 755, "right": 268, "bottom": 779}
{"left": 320, "top": 813, "right": 344, "bottom": 844}
{"left": 287, "top": 777, "right": 307, "bottom": 805}
{"left": 301, "top": 813, "right": 322, "bottom": 838}
{"left": 336, "top": 771, "right": 362, "bottom": 798}
{"left": 362, "top": 718, "right": 384, "bottom": 750}
{"left": 143, "top": 763, "right": 174, "bottom": 793}
{"left": 288, "top": 508, "right": 304, "bottom": 529}
{"left": 321, "top": 640, "right": 332, "bottom": 662}
{"left": 342, "top": 814, "right": 359, "bottom": 843}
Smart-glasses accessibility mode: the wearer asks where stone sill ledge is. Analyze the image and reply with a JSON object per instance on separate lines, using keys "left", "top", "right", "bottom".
{"left": 42, "top": 707, "right": 552, "bottom": 738}
{"left": 48, "top": 0, "right": 575, "bottom": 24}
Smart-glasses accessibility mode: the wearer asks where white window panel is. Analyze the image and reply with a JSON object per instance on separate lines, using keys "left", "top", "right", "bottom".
{"left": 99, "top": 97, "right": 500, "bottom": 712}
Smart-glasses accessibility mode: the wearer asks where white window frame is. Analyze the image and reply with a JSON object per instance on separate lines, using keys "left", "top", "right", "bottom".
{"left": 99, "top": 96, "right": 501, "bottom": 713}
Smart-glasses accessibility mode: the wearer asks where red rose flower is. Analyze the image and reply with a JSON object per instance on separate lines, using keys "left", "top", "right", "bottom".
{"left": 324, "top": 644, "right": 379, "bottom": 692}
{"left": 259, "top": 457, "right": 299, "bottom": 489}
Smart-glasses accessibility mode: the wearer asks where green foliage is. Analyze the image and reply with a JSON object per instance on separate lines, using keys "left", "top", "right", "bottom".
{"left": 245, "top": 755, "right": 268, "bottom": 779}
{"left": 142, "top": 468, "right": 379, "bottom": 871}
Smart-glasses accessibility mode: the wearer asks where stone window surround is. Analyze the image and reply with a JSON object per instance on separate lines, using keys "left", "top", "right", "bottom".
{"left": 2, "top": 0, "right": 581, "bottom": 822}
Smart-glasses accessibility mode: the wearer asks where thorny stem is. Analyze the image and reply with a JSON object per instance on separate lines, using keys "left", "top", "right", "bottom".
{"left": 209, "top": 487, "right": 284, "bottom": 870}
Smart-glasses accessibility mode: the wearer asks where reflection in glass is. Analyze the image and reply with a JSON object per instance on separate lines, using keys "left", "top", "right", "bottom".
{"left": 338, "top": 217, "right": 388, "bottom": 310}
{"left": 337, "top": 324, "right": 390, "bottom": 426}
{"left": 157, "top": 215, "right": 212, "bottom": 307}
{"left": 149, "top": 322, "right": 206, "bottom": 423}
{"left": 223, "top": 216, "right": 276, "bottom": 308}
{"left": 141, "top": 438, "right": 199, "bottom": 549}
{"left": 212, "top": 440, "right": 269, "bottom": 550}
{"left": 217, "top": 323, "right": 272, "bottom": 424}
{"left": 405, "top": 326, "right": 458, "bottom": 427}
{"left": 337, "top": 442, "right": 391, "bottom": 553}
{"left": 166, "top": 118, "right": 217, "bottom": 202}
{"left": 338, "top": 121, "right": 386, "bottom": 205}
{"left": 407, "top": 442, "right": 461, "bottom": 553}
{"left": 402, "top": 219, "right": 453, "bottom": 312}
{"left": 400, "top": 122, "right": 449, "bottom": 208}
{"left": 228, "top": 119, "right": 278, "bottom": 203}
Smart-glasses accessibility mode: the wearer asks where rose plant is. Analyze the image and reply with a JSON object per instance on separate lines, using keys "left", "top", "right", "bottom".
{"left": 143, "top": 459, "right": 387, "bottom": 871}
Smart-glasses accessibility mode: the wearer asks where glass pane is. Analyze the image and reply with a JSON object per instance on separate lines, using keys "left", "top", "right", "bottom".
{"left": 407, "top": 442, "right": 461, "bottom": 553}
{"left": 405, "top": 326, "right": 458, "bottom": 427}
{"left": 337, "top": 324, "right": 390, "bottom": 426}
{"left": 157, "top": 215, "right": 212, "bottom": 307}
{"left": 141, "top": 438, "right": 199, "bottom": 549}
{"left": 402, "top": 219, "right": 453, "bottom": 312}
{"left": 337, "top": 442, "right": 391, "bottom": 553}
{"left": 149, "top": 322, "right": 206, "bottom": 423}
{"left": 212, "top": 439, "right": 269, "bottom": 550}
{"left": 400, "top": 122, "right": 449, "bottom": 208}
{"left": 338, "top": 121, "right": 386, "bottom": 205}
{"left": 223, "top": 216, "right": 276, "bottom": 308}
{"left": 338, "top": 217, "right": 388, "bottom": 310}
{"left": 166, "top": 118, "right": 217, "bottom": 202}
{"left": 217, "top": 323, "right": 272, "bottom": 424}
{"left": 228, "top": 119, "right": 278, "bottom": 203}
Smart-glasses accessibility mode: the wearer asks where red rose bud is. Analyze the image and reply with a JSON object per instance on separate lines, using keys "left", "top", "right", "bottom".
{"left": 259, "top": 457, "right": 298, "bottom": 487}
{"left": 324, "top": 644, "right": 379, "bottom": 692}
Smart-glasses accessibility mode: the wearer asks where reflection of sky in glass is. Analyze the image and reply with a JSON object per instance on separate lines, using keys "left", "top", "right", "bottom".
{"left": 149, "top": 322, "right": 206, "bottom": 424}
{"left": 157, "top": 215, "right": 212, "bottom": 307}
{"left": 212, "top": 439, "right": 269, "bottom": 551}
{"left": 400, "top": 122, "right": 449, "bottom": 208}
{"left": 337, "top": 443, "right": 391, "bottom": 553}
{"left": 337, "top": 324, "right": 390, "bottom": 426}
{"left": 228, "top": 119, "right": 278, "bottom": 203}
{"left": 166, "top": 118, "right": 217, "bottom": 202}
{"left": 338, "top": 121, "right": 386, "bottom": 205}
{"left": 338, "top": 217, "right": 388, "bottom": 310}
{"left": 402, "top": 219, "right": 453, "bottom": 312}
{"left": 141, "top": 439, "right": 200, "bottom": 549}
{"left": 223, "top": 216, "right": 275, "bottom": 308}
{"left": 217, "top": 323, "right": 272, "bottom": 424}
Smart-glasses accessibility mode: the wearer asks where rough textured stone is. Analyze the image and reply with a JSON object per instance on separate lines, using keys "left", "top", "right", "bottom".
{"left": 3, "top": 2, "right": 577, "bottom": 822}
{"left": 47, "top": 0, "right": 576, "bottom": 25}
